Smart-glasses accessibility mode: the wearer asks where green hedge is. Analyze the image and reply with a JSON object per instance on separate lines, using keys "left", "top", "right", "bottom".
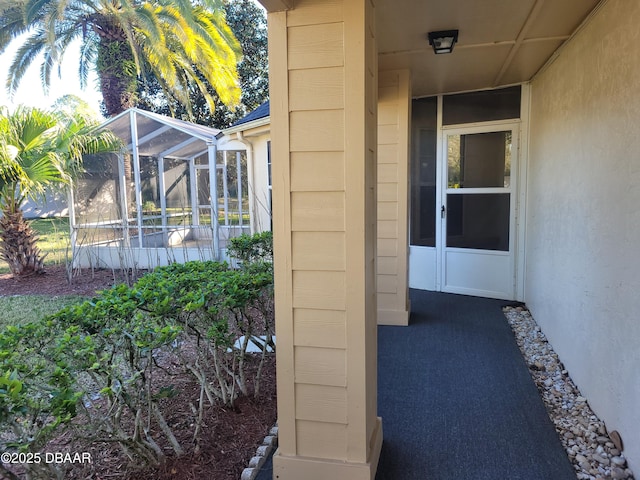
{"left": 0, "top": 235, "right": 274, "bottom": 478}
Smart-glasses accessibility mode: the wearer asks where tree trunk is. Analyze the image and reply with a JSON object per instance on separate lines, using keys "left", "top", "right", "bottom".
{"left": 95, "top": 21, "right": 138, "bottom": 117}
{"left": 0, "top": 208, "right": 46, "bottom": 276}
{"left": 95, "top": 21, "right": 137, "bottom": 216}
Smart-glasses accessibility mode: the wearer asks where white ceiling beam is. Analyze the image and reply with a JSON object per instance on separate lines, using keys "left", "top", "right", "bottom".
{"left": 377, "top": 35, "right": 571, "bottom": 59}
{"left": 379, "top": 41, "right": 516, "bottom": 58}
{"left": 493, "top": 0, "right": 546, "bottom": 86}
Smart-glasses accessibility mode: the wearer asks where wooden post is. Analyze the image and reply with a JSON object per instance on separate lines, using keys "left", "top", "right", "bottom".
{"left": 268, "top": 0, "right": 382, "bottom": 478}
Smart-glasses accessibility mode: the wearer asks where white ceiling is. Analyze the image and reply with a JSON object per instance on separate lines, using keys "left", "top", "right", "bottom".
{"left": 376, "top": 0, "right": 604, "bottom": 97}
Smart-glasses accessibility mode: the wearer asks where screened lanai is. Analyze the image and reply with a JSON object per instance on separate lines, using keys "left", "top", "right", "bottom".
{"left": 70, "top": 108, "right": 250, "bottom": 269}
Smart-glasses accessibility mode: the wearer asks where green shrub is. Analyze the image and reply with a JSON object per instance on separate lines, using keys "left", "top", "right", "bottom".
{"left": 227, "top": 230, "right": 273, "bottom": 266}
{"left": 0, "top": 320, "right": 83, "bottom": 480}
{"left": 0, "top": 253, "right": 275, "bottom": 475}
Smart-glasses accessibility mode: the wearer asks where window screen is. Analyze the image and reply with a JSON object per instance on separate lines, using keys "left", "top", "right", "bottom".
{"left": 442, "top": 86, "right": 521, "bottom": 125}
{"left": 410, "top": 97, "right": 438, "bottom": 247}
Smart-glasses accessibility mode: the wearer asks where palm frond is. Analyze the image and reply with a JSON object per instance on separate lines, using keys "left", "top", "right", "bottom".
{"left": 54, "top": 0, "right": 74, "bottom": 20}
{"left": 43, "top": 4, "right": 61, "bottom": 53}
{"left": 24, "top": 0, "right": 54, "bottom": 24}
{"left": 0, "top": 5, "right": 30, "bottom": 52}
{"left": 135, "top": 3, "right": 164, "bottom": 45}
{"left": 40, "top": 51, "right": 56, "bottom": 93}
{"left": 6, "top": 33, "right": 46, "bottom": 95}
{"left": 78, "top": 36, "right": 98, "bottom": 89}
{"left": 0, "top": 107, "right": 121, "bottom": 211}
{"left": 19, "top": 151, "right": 65, "bottom": 198}
{"left": 3, "top": 0, "right": 242, "bottom": 115}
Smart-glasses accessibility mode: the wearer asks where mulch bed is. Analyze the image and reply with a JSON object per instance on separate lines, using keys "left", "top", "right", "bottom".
{"left": 0, "top": 264, "right": 278, "bottom": 480}
{"left": 0, "top": 264, "right": 144, "bottom": 297}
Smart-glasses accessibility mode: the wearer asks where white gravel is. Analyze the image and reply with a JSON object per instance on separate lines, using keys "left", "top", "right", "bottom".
{"left": 503, "top": 306, "right": 635, "bottom": 480}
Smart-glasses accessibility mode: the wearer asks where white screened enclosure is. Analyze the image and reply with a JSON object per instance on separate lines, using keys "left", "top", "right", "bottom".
{"left": 70, "top": 108, "right": 250, "bottom": 269}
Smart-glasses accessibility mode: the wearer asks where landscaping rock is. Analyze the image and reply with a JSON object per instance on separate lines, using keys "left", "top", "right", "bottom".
{"left": 503, "top": 306, "right": 636, "bottom": 480}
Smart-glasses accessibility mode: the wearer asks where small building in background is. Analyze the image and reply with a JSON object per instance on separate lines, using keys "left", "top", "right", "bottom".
{"left": 21, "top": 189, "right": 69, "bottom": 219}
{"left": 220, "top": 101, "right": 272, "bottom": 233}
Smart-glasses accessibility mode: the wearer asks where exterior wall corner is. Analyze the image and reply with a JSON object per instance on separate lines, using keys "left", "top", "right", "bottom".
{"left": 377, "top": 68, "right": 412, "bottom": 326}
{"left": 267, "top": 0, "right": 382, "bottom": 477}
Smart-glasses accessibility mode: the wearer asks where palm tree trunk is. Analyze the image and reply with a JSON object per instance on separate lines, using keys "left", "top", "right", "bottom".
{"left": 0, "top": 208, "right": 46, "bottom": 276}
{"left": 95, "top": 23, "right": 138, "bottom": 215}
{"left": 94, "top": 16, "right": 138, "bottom": 117}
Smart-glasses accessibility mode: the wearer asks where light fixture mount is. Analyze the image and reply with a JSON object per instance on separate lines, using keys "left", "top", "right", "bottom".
{"left": 428, "top": 30, "right": 459, "bottom": 54}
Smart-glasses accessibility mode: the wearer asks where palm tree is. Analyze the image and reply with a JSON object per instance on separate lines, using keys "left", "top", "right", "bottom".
{"left": 0, "top": 106, "right": 121, "bottom": 276}
{"left": 137, "top": 0, "right": 268, "bottom": 128}
{"left": 0, "top": 0, "right": 241, "bottom": 117}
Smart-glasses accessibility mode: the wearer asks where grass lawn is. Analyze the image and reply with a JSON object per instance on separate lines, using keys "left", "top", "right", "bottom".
{"left": 0, "top": 295, "right": 85, "bottom": 328}
{"left": 0, "top": 217, "right": 83, "bottom": 326}
{"left": 0, "top": 217, "right": 71, "bottom": 275}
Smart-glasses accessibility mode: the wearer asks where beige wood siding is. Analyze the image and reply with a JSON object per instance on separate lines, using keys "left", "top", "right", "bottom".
{"left": 377, "top": 70, "right": 411, "bottom": 325}
{"left": 268, "top": 0, "right": 382, "bottom": 477}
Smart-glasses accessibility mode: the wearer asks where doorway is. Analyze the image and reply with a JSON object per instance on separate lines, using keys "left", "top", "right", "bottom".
{"left": 440, "top": 124, "right": 518, "bottom": 298}
{"left": 408, "top": 87, "right": 525, "bottom": 300}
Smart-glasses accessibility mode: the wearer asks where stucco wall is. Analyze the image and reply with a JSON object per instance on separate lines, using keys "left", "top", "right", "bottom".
{"left": 245, "top": 133, "right": 273, "bottom": 233}
{"left": 527, "top": 0, "right": 640, "bottom": 471}
{"left": 21, "top": 189, "right": 68, "bottom": 219}
{"left": 220, "top": 129, "right": 272, "bottom": 234}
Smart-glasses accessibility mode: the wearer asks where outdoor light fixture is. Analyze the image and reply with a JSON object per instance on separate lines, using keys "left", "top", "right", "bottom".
{"left": 428, "top": 30, "right": 459, "bottom": 54}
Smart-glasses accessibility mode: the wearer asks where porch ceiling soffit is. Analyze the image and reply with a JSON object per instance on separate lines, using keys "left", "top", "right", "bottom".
{"left": 376, "top": 0, "right": 604, "bottom": 97}
{"left": 257, "top": 0, "right": 293, "bottom": 12}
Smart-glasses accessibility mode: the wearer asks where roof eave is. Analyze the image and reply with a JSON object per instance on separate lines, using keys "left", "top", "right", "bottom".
{"left": 222, "top": 116, "right": 271, "bottom": 136}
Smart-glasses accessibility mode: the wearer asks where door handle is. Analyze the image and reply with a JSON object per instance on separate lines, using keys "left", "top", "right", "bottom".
{"left": 441, "top": 205, "right": 446, "bottom": 219}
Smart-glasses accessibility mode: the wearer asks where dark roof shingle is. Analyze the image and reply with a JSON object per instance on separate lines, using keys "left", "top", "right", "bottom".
{"left": 232, "top": 101, "right": 270, "bottom": 126}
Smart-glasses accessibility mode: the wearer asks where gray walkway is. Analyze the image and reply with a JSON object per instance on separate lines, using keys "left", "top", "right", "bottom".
{"left": 259, "top": 290, "right": 575, "bottom": 480}
{"left": 376, "top": 290, "right": 574, "bottom": 480}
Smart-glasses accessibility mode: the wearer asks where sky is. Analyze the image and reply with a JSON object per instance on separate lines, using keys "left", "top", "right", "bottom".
{"left": 0, "top": 35, "right": 104, "bottom": 116}
{"left": 0, "top": 1, "right": 266, "bottom": 118}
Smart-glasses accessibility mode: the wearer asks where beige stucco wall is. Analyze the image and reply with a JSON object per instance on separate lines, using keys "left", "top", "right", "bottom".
{"left": 377, "top": 70, "right": 411, "bottom": 325}
{"left": 218, "top": 129, "right": 271, "bottom": 234}
{"left": 234, "top": 128, "right": 273, "bottom": 233}
{"left": 267, "top": 0, "right": 382, "bottom": 477}
{"left": 527, "top": 0, "right": 640, "bottom": 471}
